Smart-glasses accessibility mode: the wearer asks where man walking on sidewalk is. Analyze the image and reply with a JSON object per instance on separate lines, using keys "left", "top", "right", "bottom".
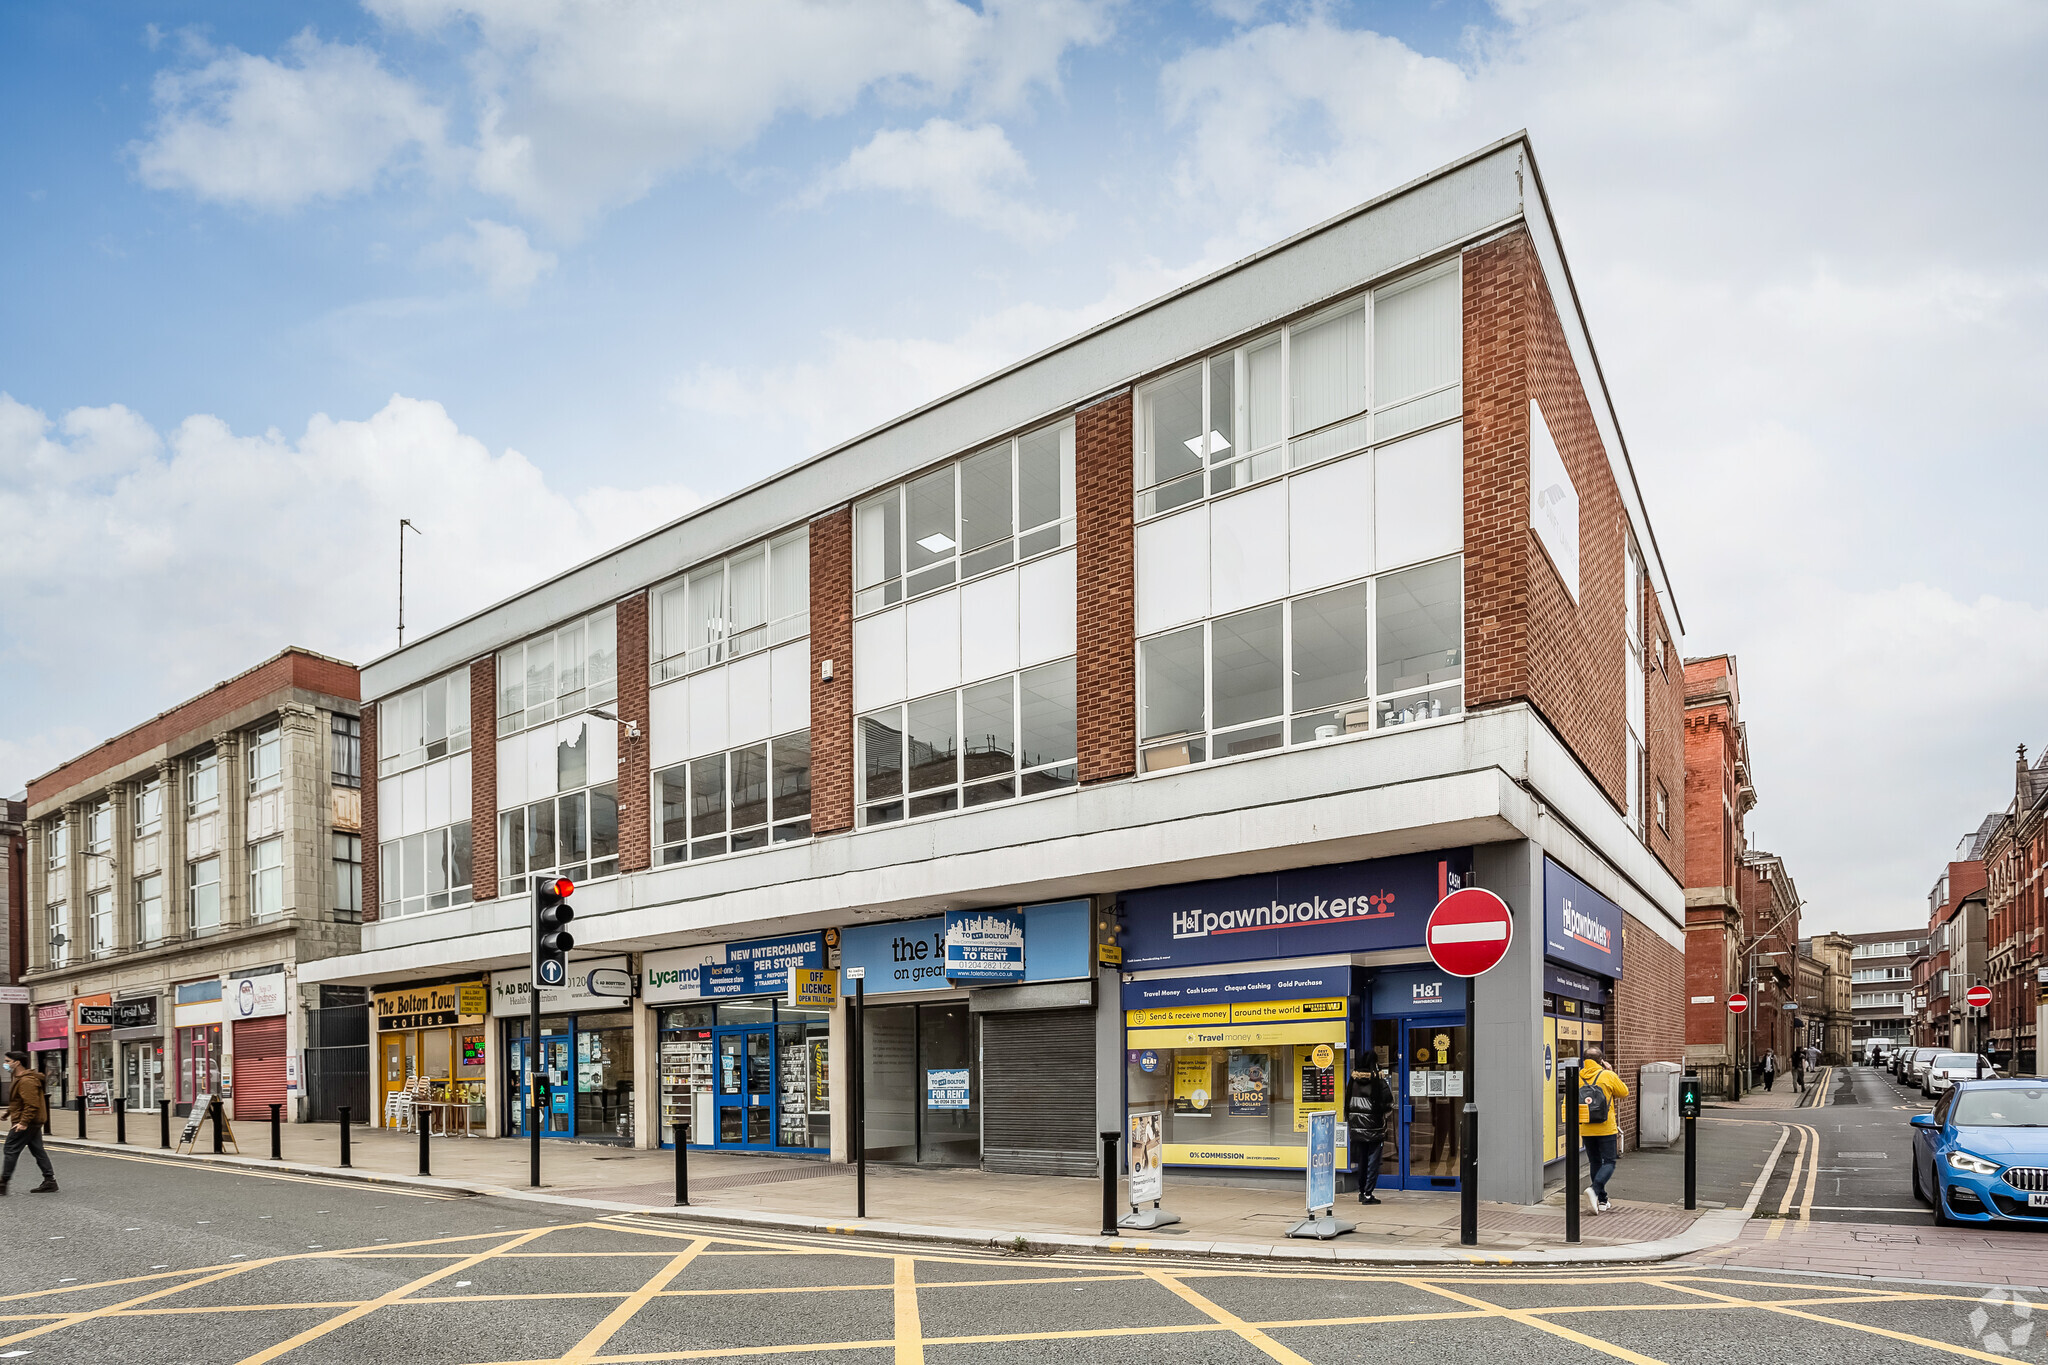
{"left": 1, "top": 1050, "right": 58, "bottom": 1194}
{"left": 1792, "top": 1047, "right": 1807, "bottom": 1093}
{"left": 1577, "top": 1045, "right": 1628, "bottom": 1215}
{"left": 1348, "top": 1055, "right": 1394, "bottom": 1205}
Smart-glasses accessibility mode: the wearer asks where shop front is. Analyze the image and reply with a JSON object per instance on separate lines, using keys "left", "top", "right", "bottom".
{"left": 492, "top": 958, "right": 634, "bottom": 1143}
{"left": 101, "top": 996, "right": 165, "bottom": 1108}
{"left": 1119, "top": 850, "right": 1477, "bottom": 1190}
{"left": 838, "top": 899, "right": 1094, "bottom": 1173}
{"left": 1540, "top": 857, "right": 1624, "bottom": 1164}
{"left": 227, "top": 968, "right": 290, "bottom": 1122}
{"left": 173, "top": 979, "right": 223, "bottom": 1116}
{"left": 644, "top": 932, "right": 828, "bottom": 1153}
{"left": 73, "top": 993, "right": 114, "bottom": 1110}
{"left": 31, "top": 1001, "right": 70, "bottom": 1106}
{"left": 372, "top": 978, "right": 488, "bottom": 1133}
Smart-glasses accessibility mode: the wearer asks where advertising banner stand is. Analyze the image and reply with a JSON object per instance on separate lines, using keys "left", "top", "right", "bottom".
{"left": 1117, "top": 1109, "right": 1180, "bottom": 1231}
{"left": 1286, "top": 1110, "right": 1353, "bottom": 1239}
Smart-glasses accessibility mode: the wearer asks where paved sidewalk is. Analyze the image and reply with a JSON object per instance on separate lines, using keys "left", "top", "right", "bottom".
{"left": 47, "top": 1106, "right": 1783, "bottom": 1266}
{"left": 1706, "top": 1065, "right": 1837, "bottom": 1111}
{"left": 1686, "top": 1217, "right": 2048, "bottom": 1288}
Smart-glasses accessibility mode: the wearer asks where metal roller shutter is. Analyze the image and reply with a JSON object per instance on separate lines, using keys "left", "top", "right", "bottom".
{"left": 233, "top": 1016, "right": 288, "bottom": 1122}
{"left": 980, "top": 1008, "right": 1096, "bottom": 1176}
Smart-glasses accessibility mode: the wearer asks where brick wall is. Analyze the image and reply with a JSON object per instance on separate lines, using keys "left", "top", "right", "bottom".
{"left": 470, "top": 655, "right": 499, "bottom": 902}
{"left": 360, "top": 702, "right": 379, "bottom": 922}
{"left": 616, "top": 592, "right": 652, "bottom": 873}
{"left": 1644, "top": 590, "right": 1684, "bottom": 883}
{"left": 1461, "top": 231, "right": 1627, "bottom": 812}
{"left": 810, "top": 507, "right": 854, "bottom": 835}
{"left": 1074, "top": 391, "right": 1135, "bottom": 784}
{"left": 1613, "top": 914, "right": 1685, "bottom": 1148}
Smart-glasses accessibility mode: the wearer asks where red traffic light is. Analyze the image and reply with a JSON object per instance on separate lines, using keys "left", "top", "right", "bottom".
{"left": 551, "top": 878, "right": 575, "bottom": 898}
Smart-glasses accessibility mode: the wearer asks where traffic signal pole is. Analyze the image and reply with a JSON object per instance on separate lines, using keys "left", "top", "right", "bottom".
{"left": 529, "top": 956, "right": 542, "bottom": 1188}
{"left": 528, "top": 874, "right": 577, "bottom": 1189}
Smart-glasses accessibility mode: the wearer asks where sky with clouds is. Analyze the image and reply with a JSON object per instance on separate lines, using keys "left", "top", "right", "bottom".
{"left": 3, "top": 1, "right": 2044, "bottom": 933}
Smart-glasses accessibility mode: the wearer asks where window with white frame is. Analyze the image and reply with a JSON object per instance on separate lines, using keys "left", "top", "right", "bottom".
{"left": 1137, "top": 557, "right": 1461, "bottom": 771}
{"left": 89, "top": 889, "right": 113, "bottom": 958}
{"left": 188, "top": 857, "right": 221, "bottom": 932}
{"left": 46, "top": 900, "right": 67, "bottom": 966}
{"left": 133, "top": 777, "right": 163, "bottom": 836}
{"left": 249, "top": 836, "right": 284, "bottom": 918}
{"left": 656, "top": 730, "right": 812, "bottom": 862}
{"left": 87, "top": 799, "right": 112, "bottom": 855}
{"left": 380, "top": 821, "right": 472, "bottom": 918}
{"left": 858, "top": 659, "right": 1076, "bottom": 825}
{"left": 332, "top": 713, "right": 361, "bottom": 788}
{"left": 1852, "top": 967, "right": 1912, "bottom": 983}
{"left": 855, "top": 419, "right": 1074, "bottom": 613}
{"left": 1854, "top": 991, "right": 1905, "bottom": 1008}
{"left": 1655, "top": 781, "right": 1669, "bottom": 836}
{"left": 334, "top": 833, "right": 362, "bottom": 920}
{"left": 46, "top": 819, "right": 67, "bottom": 868}
{"left": 498, "top": 717, "right": 617, "bottom": 884}
{"left": 134, "top": 873, "right": 164, "bottom": 946}
{"left": 187, "top": 749, "right": 219, "bottom": 814}
{"left": 248, "top": 721, "right": 282, "bottom": 795}
{"left": 498, "top": 611, "right": 616, "bottom": 735}
{"left": 653, "top": 529, "right": 810, "bottom": 682}
{"left": 1134, "top": 262, "right": 1460, "bottom": 521}
{"left": 379, "top": 669, "right": 472, "bottom": 777}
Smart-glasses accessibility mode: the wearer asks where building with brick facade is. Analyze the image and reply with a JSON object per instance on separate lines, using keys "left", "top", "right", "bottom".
{"left": 1846, "top": 927, "right": 1924, "bottom": 1054}
{"left": 1680, "top": 655, "right": 1753, "bottom": 1088}
{"left": 306, "top": 134, "right": 1688, "bottom": 1203}
{"left": 1, "top": 796, "right": 24, "bottom": 1055}
{"left": 1913, "top": 827, "right": 1991, "bottom": 1051}
{"left": 1795, "top": 932, "right": 1853, "bottom": 1061}
{"left": 1737, "top": 847, "right": 1801, "bottom": 1083}
{"left": 1982, "top": 746, "right": 2047, "bottom": 1075}
{"left": 20, "top": 648, "right": 363, "bottom": 1121}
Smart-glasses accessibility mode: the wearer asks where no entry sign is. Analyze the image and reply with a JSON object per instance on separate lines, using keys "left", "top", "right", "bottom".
{"left": 1425, "top": 888, "right": 1514, "bottom": 978}
{"left": 1966, "top": 985, "right": 1992, "bottom": 1010}
{"left": 1727, "top": 993, "right": 1748, "bottom": 1014}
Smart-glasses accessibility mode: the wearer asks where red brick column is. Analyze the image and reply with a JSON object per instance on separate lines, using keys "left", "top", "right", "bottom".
{"left": 616, "top": 592, "right": 652, "bottom": 872}
{"left": 1460, "top": 236, "right": 1532, "bottom": 715}
{"left": 359, "top": 703, "right": 379, "bottom": 922}
{"left": 1074, "top": 391, "right": 1134, "bottom": 785}
{"left": 810, "top": 507, "right": 854, "bottom": 835}
{"left": 470, "top": 655, "right": 499, "bottom": 902}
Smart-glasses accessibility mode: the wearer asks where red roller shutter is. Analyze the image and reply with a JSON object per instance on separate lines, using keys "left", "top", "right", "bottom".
{"left": 233, "top": 1016, "right": 288, "bottom": 1121}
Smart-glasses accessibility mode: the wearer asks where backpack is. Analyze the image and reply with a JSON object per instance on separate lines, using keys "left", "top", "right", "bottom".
{"left": 1578, "top": 1071, "right": 1610, "bottom": 1126}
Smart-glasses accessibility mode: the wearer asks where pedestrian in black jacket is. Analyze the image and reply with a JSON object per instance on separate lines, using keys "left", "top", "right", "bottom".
{"left": 1347, "top": 1055, "right": 1394, "bottom": 1205}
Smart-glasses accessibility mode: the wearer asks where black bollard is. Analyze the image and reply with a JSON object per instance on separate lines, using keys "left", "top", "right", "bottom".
{"left": 114, "top": 1097, "right": 127, "bottom": 1145}
{"left": 76, "top": 1094, "right": 87, "bottom": 1139}
{"left": 210, "top": 1096, "right": 225, "bottom": 1155}
{"left": 675, "top": 1121, "right": 689, "bottom": 1206}
{"left": 339, "top": 1106, "right": 352, "bottom": 1168}
{"left": 1099, "top": 1130, "right": 1121, "bottom": 1237}
{"left": 159, "top": 1099, "right": 172, "bottom": 1150}
{"left": 1563, "top": 1070, "right": 1581, "bottom": 1244}
{"left": 1682, "top": 1068, "right": 1699, "bottom": 1212}
{"left": 269, "top": 1103, "right": 283, "bottom": 1161}
{"left": 418, "top": 1110, "right": 431, "bottom": 1176}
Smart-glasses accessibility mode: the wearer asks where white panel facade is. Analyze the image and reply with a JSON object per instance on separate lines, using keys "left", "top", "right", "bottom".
{"left": 496, "top": 734, "right": 527, "bottom": 809}
{"left": 400, "top": 768, "right": 428, "bottom": 838}
{"left": 1018, "top": 548, "right": 1077, "bottom": 668}
{"left": 648, "top": 680, "right": 688, "bottom": 769}
{"left": 525, "top": 727, "right": 555, "bottom": 802}
{"left": 377, "top": 777, "right": 399, "bottom": 833}
{"left": 687, "top": 667, "right": 730, "bottom": 759}
{"left": 1375, "top": 424, "right": 1463, "bottom": 571}
{"left": 1209, "top": 482, "right": 1288, "bottom": 616}
{"left": 1288, "top": 450, "right": 1374, "bottom": 594}
{"left": 906, "top": 590, "right": 962, "bottom": 699}
{"left": 769, "top": 642, "right": 809, "bottom": 737}
{"left": 1136, "top": 506, "right": 1208, "bottom": 636}
{"left": 451, "top": 750, "right": 473, "bottom": 822}
{"left": 424, "top": 759, "right": 451, "bottom": 831}
{"left": 853, "top": 606, "right": 907, "bottom": 713}
{"left": 958, "top": 569, "right": 1020, "bottom": 686}
{"left": 727, "top": 652, "right": 774, "bottom": 749}
{"left": 588, "top": 713, "right": 620, "bottom": 786}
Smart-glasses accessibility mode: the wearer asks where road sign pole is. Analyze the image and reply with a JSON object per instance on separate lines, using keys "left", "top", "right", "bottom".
{"left": 1460, "top": 982, "right": 1478, "bottom": 1247}
{"left": 1563, "top": 1069, "right": 1581, "bottom": 1243}
{"left": 1425, "top": 886, "right": 1512, "bottom": 1251}
{"left": 853, "top": 972, "right": 867, "bottom": 1219}
{"left": 530, "top": 877, "right": 543, "bottom": 1190}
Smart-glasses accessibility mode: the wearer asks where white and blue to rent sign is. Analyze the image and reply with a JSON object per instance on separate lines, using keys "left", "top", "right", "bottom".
{"left": 1542, "top": 858, "right": 1624, "bottom": 979}
{"left": 1118, "top": 851, "right": 1471, "bottom": 970}
{"left": 944, "top": 908, "right": 1025, "bottom": 982}
{"left": 926, "top": 1068, "right": 971, "bottom": 1109}
{"left": 1305, "top": 1109, "right": 1337, "bottom": 1212}
{"left": 840, "top": 900, "right": 1089, "bottom": 995}
{"left": 642, "top": 932, "right": 825, "bottom": 1005}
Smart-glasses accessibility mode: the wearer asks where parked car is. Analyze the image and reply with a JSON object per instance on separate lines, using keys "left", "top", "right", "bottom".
{"left": 1911, "top": 1079, "right": 2048, "bottom": 1225}
{"left": 1907, "top": 1049, "right": 1943, "bottom": 1087}
{"left": 1893, "top": 1047, "right": 1922, "bottom": 1082}
{"left": 1924, "top": 1053, "right": 2003, "bottom": 1096}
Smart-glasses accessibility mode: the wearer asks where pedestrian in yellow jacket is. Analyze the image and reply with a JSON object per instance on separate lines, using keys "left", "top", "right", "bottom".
{"left": 1577, "top": 1047, "right": 1627, "bottom": 1214}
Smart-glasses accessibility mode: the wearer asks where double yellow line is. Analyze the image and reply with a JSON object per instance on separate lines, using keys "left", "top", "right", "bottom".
{"left": 1763, "top": 1120, "right": 1823, "bottom": 1240}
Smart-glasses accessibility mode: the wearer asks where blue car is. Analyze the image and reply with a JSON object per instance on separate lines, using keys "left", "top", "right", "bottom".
{"left": 1911, "top": 1078, "right": 2048, "bottom": 1226}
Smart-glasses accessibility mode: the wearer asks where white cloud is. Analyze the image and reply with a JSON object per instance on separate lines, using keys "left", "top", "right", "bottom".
{"left": 810, "top": 118, "right": 1070, "bottom": 243}
{"left": 420, "top": 218, "right": 558, "bottom": 299}
{"left": 132, "top": 29, "right": 446, "bottom": 210}
{"left": 0, "top": 392, "right": 699, "bottom": 795}
{"left": 367, "top": 0, "right": 1117, "bottom": 234}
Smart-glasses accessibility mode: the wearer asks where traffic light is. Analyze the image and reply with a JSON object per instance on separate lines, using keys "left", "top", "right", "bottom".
{"left": 1678, "top": 1072, "right": 1702, "bottom": 1119}
{"left": 533, "top": 876, "right": 576, "bottom": 987}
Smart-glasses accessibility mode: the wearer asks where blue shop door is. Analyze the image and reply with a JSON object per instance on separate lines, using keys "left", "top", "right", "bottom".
{"left": 713, "top": 1027, "right": 775, "bottom": 1149}
{"left": 1397, "top": 1015, "right": 1468, "bottom": 1191}
{"left": 513, "top": 1034, "right": 575, "bottom": 1138}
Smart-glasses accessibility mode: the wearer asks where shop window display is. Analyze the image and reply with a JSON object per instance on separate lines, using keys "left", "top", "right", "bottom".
{"left": 1125, "top": 1041, "right": 1346, "bottom": 1168}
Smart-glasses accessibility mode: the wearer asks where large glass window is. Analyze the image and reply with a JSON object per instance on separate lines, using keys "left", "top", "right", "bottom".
{"left": 249, "top": 836, "right": 284, "bottom": 918}
{"left": 248, "top": 722, "right": 282, "bottom": 795}
{"left": 186, "top": 750, "right": 219, "bottom": 814}
{"left": 87, "top": 799, "right": 113, "bottom": 854}
{"left": 653, "top": 530, "right": 809, "bottom": 682}
{"left": 655, "top": 730, "right": 811, "bottom": 863}
{"left": 334, "top": 833, "right": 362, "bottom": 920}
{"left": 378, "top": 668, "right": 473, "bottom": 777}
{"left": 858, "top": 659, "right": 1076, "bottom": 826}
{"left": 496, "top": 610, "right": 616, "bottom": 735}
{"left": 1139, "top": 557, "right": 1462, "bottom": 772}
{"left": 46, "top": 820, "right": 68, "bottom": 868}
{"left": 134, "top": 874, "right": 164, "bottom": 946}
{"left": 381, "top": 821, "right": 475, "bottom": 918}
{"left": 1135, "top": 259, "right": 1460, "bottom": 521}
{"left": 331, "top": 713, "right": 362, "bottom": 788}
{"left": 188, "top": 857, "right": 221, "bottom": 932}
{"left": 497, "top": 782, "right": 616, "bottom": 889}
{"left": 89, "top": 889, "right": 113, "bottom": 959}
{"left": 133, "top": 777, "right": 163, "bottom": 836}
{"left": 45, "top": 900, "right": 66, "bottom": 966}
{"left": 855, "top": 419, "right": 1074, "bottom": 614}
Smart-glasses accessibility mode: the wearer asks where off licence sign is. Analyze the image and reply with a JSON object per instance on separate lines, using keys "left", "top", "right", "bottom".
{"left": 1966, "top": 985, "right": 1992, "bottom": 1009}
{"left": 1425, "top": 888, "right": 1513, "bottom": 978}
{"left": 1728, "top": 993, "right": 1748, "bottom": 1014}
